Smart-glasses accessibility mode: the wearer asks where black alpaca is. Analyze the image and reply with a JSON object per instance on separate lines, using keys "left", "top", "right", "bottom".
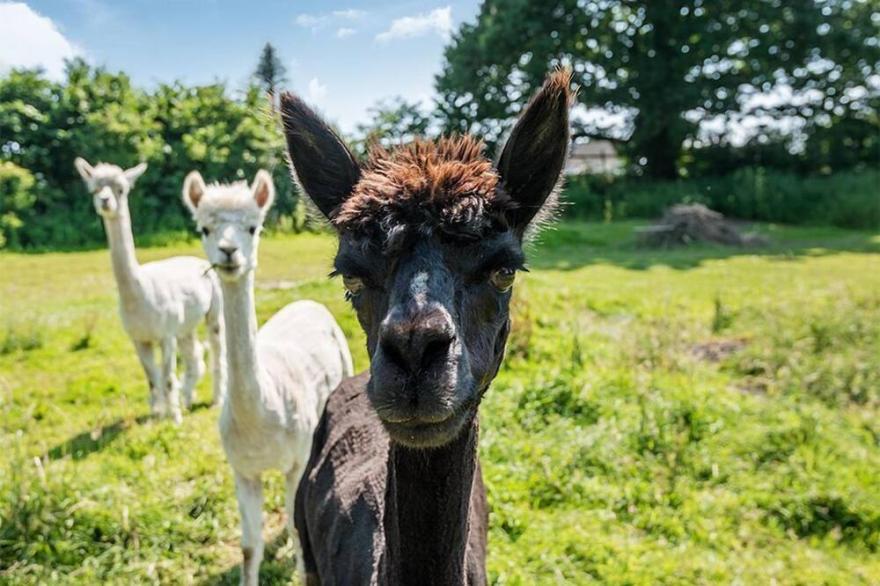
{"left": 281, "top": 70, "right": 573, "bottom": 585}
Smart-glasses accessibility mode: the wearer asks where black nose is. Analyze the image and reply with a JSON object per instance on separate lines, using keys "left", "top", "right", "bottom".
{"left": 219, "top": 245, "right": 237, "bottom": 258}
{"left": 379, "top": 306, "right": 455, "bottom": 375}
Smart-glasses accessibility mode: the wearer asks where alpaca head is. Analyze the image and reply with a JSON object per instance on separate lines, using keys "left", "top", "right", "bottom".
{"left": 282, "top": 70, "right": 573, "bottom": 449}
{"left": 74, "top": 158, "right": 147, "bottom": 220}
{"left": 182, "top": 170, "right": 275, "bottom": 282}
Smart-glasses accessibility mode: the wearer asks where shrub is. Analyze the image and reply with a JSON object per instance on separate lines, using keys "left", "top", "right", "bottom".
{"left": 563, "top": 168, "right": 880, "bottom": 229}
{"left": 0, "top": 64, "right": 304, "bottom": 250}
{"left": 0, "top": 162, "right": 36, "bottom": 249}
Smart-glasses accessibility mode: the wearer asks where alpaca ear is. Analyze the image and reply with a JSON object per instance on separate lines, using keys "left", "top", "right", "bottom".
{"left": 182, "top": 171, "right": 206, "bottom": 213}
{"left": 74, "top": 157, "right": 94, "bottom": 181}
{"left": 251, "top": 169, "right": 275, "bottom": 213}
{"left": 496, "top": 69, "right": 574, "bottom": 236}
{"left": 124, "top": 162, "right": 148, "bottom": 184}
{"left": 280, "top": 92, "right": 360, "bottom": 221}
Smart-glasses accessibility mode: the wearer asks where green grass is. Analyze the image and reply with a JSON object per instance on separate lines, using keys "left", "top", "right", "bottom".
{"left": 2, "top": 222, "right": 879, "bottom": 584}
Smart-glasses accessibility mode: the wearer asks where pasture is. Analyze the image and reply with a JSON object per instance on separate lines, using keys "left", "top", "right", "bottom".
{"left": 2, "top": 221, "right": 879, "bottom": 584}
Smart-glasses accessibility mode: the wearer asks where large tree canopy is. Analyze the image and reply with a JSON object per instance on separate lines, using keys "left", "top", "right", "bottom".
{"left": 436, "top": 0, "right": 879, "bottom": 178}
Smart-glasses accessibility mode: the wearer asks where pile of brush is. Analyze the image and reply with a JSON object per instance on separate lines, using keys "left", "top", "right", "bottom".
{"left": 637, "top": 204, "right": 767, "bottom": 247}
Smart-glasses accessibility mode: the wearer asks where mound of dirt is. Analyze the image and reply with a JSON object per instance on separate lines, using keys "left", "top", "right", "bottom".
{"left": 637, "top": 204, "right": 767, "bottom": 247}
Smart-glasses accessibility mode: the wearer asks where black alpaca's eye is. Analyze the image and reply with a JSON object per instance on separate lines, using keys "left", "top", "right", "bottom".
{"left": 490, "top": 268, "right": 516, "bottom": 292}
{"left": 342, "top": 275, "right": 365, "bottom": 297}
{"left": 201, "top": 227, "right": 210, "bottom": 237}
{"left": 249, "top": 226, "right": 257, "bottom": 235}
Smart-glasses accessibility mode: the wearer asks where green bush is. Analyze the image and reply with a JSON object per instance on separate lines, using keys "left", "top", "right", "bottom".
{"left": 0, "top": 62, "right": 302, "bottom": 250}
{"left": 0, "top": 162, "right": 36, "bottom": 248}
{"left": 564, "top": 168, "right": 880, "bottom": 229}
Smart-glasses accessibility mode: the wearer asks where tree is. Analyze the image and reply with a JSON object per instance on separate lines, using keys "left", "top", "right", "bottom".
{"left": 0, "top": 59, "right": 157, "bottom": 246}
{"left": 352, "top": 97, "right": 434, "bottom": 157}
{"left": 254, "top": 43, "right": 287, "bottom": 112}
{"left": 436, "top": 0, "right": 880, "bottom": 179}
{"left": 0, "top": 60, "right": 296, "bottom": 249}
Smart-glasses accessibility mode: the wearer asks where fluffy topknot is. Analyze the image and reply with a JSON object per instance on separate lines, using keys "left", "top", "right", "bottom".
{"left": 334, "top": 135, "right": 512, "bottom": 237}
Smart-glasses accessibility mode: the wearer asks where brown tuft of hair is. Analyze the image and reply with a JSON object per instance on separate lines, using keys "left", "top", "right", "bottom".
{"left": 334, "top": 135, "right": 511, "bottom": 235}
{"left": 543, "top": 68, "right": 576, "bottom": 108}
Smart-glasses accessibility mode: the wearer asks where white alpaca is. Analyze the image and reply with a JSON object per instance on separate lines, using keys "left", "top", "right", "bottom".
{"left": 75, "top": 158, "right": 227, "bottom": 423}
{"left": 182, "top": 169, "right": 352, "bottom": 585}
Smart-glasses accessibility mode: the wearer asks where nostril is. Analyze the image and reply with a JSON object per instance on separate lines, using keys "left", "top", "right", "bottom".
{"left": 379, "top": 326, "right": 454, "bottom": 375}
{"left": 380, "top": 335, "right": 411, "bottom": 373}
{"left": 219, "top": 246, "right": 237, "bottom": 258}
{"left": 420, "top": 335, "right": 453, "bottom": 370}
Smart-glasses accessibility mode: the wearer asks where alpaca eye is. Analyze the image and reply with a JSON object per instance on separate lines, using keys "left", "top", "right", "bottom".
{"left": 342, "top": 275, "right": 365, "bottom": 296}
{"left": 201, "top": 227, "right": 210, "bottom": 237}
{"left": 490, "top": 268, "right": 515, "bottom": 292}
{"left": 249, "top": 226, "right": 257, "bottom": 235}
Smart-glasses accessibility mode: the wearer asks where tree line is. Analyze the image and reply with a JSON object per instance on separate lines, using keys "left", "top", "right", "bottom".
{"left": 2, "top": 1, "right": 878, "bottom": 249}
{"left": 0, "top": 56, "right": 299, "bottom": 249}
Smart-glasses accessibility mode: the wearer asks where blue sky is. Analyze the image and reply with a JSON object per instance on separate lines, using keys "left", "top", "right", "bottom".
{"left": 0, "top": 1, "right": 481, "bottom": 132}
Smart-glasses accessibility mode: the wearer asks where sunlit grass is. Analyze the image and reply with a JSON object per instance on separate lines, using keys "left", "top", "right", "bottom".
{"left": 1, "top": 222, "right": 879, "bottom": 584}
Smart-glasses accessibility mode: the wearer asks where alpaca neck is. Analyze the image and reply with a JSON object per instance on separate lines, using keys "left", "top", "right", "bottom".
{"left": 384, "top": 418, "right": 478, "bottom": 585}
{"left": 103, "top": 206, "right": 141, "bottom": 305}
{"left": 220, "top": 272, "right": 263, "bottom": 416}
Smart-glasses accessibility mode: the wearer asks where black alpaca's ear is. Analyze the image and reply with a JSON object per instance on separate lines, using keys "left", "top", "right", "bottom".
{"left": 496, "top": 69, "right": 574, "bottom": 236}
{"left": 280, "top": 92, "right": 361, "bottom": 220}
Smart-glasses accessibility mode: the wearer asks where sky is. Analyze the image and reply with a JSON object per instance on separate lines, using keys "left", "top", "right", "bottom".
{"left": 0, "top": 0, "right": 481, "bottom": 132}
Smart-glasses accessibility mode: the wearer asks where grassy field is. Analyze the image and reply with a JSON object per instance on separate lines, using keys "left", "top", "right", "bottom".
{"left": 1, "top": 221, "right": 879, "bottom": 584}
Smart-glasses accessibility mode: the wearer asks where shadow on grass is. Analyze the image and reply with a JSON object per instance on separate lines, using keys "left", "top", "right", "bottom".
{"left": 44, "top": 401, "right": 214, "bottom": 461}
{"left": 200, "top": 529, "right": 297, "bottom": 585}
{"left": 529, "top": 221, "right": 880, "bottom": 272}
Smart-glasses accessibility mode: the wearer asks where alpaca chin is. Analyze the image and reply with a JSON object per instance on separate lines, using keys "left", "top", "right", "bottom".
{"left": 381, "top": 401, "right": 475, "bottom": 449}
{"left": 370, "top": 369, "right": 479, "bottom": 449}
{"left": 95, "top": 203, "right": 119, "bottom": 219}
{"left": 215, "top": 263, "right": 245, "bottom": 281}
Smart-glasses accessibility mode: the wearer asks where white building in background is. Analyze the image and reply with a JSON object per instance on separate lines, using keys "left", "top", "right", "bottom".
{"left": 564, "top": 140, "right": 624, "bottom": 176}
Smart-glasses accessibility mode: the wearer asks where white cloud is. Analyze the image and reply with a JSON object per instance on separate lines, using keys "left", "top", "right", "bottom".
{"left": 332, "top": 9, "right": 365, "bottom": 20}
{"left": 297, "top": 9, "right": 367, "bottom": 32}
{"left": 307, "top": 77, "right": 327, "bottom": 103}
{"left": 336, "top": 27, "right": 356, "bottom": 39}
{"left": 376, "top": 6, "right": 452, "bottom": 43}
{"left": 0, "top": 2, "right": 81, "bottom": 80}
{"left": 295, "top": 13, "right": 324, "bottom": 28}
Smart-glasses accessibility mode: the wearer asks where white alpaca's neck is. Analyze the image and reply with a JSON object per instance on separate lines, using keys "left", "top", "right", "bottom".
{"left": 220, "top": 272, "right": 263, "bottom": 417}
{"left": 103, "top": 204, "right": 141, "bottom": 306}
